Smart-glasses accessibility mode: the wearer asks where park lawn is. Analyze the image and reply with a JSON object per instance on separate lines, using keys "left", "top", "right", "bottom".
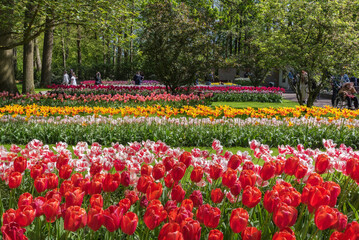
{"left": 16, "top": 84, "right": 50, "bottom": 94}
{"left": 212, "top": 99, "right": 299, "bottom": 108}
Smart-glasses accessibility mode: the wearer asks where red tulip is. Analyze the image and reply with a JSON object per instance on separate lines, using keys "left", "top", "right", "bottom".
{"left": 222, "top": 168, "right": 237, "bottom": 188}
{"left": 15, "top": 205, "right": 35, "bottom": 227}
{"left": 153, "top": 163, "right": 166, "bottom": 180}
{"left": 89, "top": 162, "right": 102, "bottom": 176}
{"left": 90, "top": 194, "right": 103, "bottom": 208}
{"left": 302, "top": 185, "right": 330, "bottom": 212}
{"left": 322, "top": 181, "right": 341, "bottom": 207}
{"left": 168, "top": 206, "right": 193, "bottom": 226}
{"left": 158, "top": 223, "right": 184, "bottom": 240}
{"left": 42, "top": 198, "right": 60, "bottom": 222}
{"left": 65, "top": 187, "right": 85, "bottom": 207}
{"left": 143, "top": 202, "right": 167, "bottom": 230}
{"left": 264, "top": 190, "right": 280, "bottom": 213}
{"left": 334, "top": 211, "right": 348, "bottom": 232}
{"left": 141, "top": 164, "right": 153, "bottom": 176}
{"left": 179, "top": 151, "right": 192, "bottom": 168}
{"left": 121, "top": 212, "right": 138, "bottom": 235}
{"left": 60, "top": 180, "right": 73, "bottom": 195}
{"left": 182, "top": 219, "right": 201, "bottom": 240}
{"left": 241, "top": 227, "right": 261, "bottom": 240}
{"left": 8, "top": 172, "right": 22, "bottom": 189}
{"left": 87, "top": 206, "right": 103, "bottom": 231}
{"left": 3, "top": 209, "right": 17, "bottom": 225}
{"left": 211, "top": 188, "right": 225, "bottom": 203}
{"left": 209, "top": 164, "right": 223, "bottom": 180}
{"left": 315, "top": 205, "right": 338, "bottom": 230}
{"left": 284, "top": 156, "right": 299, "bottom": 175}
{"left": 31, "top": 196, "right": 46, "bottom": 217}
{"left": 315, "top": 154, "right": 330, "bottom": 174}
{"left": 172, "top": 162, "right": 186, "bottom": 181}
{"left": 274, "top": 159, "right": 285, "bottom": 175}
{"left": 294, "top": 162, "right": 308, "bottom": 179}
{"left": 273, "top": 203, "right": 298, "bottom": 229}
{"left": 196, "top": 204, "right": 221, "bottom": 229}
{"left": 330, "top": 231, "right": 344, "bottom": 240}
{"left": 114, "top": 198, "right": 128, "bottom": 213}
{"left": 114, "top": 160, "right": 126, "bottom": 172}
{"left": 260, "top": 161, "right": 276, "bottom": 181}
{"left": 181, "top": 199, "right": 194, "bottom": 212}
{"left": 56, "top": 154, "right": 69, "bottom": 170}
{"left": 146, "top": 182, "right": 163, "bottom": 201}
{"left": 208, "top": 229, "right": 223, "bottom": 240}
{"left": 34, "top": 175, "right": 48, "bottom": 193}
{"left": 242, "top": 186, "right": 262, "bottom": 208}
{"left": 137, "top": 175, "right": 153, "bottom": 193}
{"left": 103, "top": 205, "right": 124, "bottom": 232}
{"left": 239, "top": 170, "right": 257, "bottom": 188}
{"left": 272, "top": 230, "right": 296, "bottom": 240}
{"left": 190, "top": 166, "right": 204, "bottom": 183}
{"left": 58, "top": 164, "right": 72, "bottom": 179}
{"left": 307, "top": 173, "right": 323, "bottom": 186}
{"left": 171, "top": 184, "right": 186, "bottom": 202}
{"left": 14, "top": 156, "right": 27, "bottom": 173}
{"left": 228, "top": 154, "right": 242, "bottom": 170}
{"left": 341, "top": 221, "right": 359, "bottom": 240}
{"left": 165, "top": 173, "right": 175, "bottom": 188}
{"left": 229, "top": 208, "right": 249, "bottom": 233}
{"left": 189, "top": 190, "right": 203, "bottom": 207}
{"left": 71, "top": 173, "right": 83, "bottom": 187}
{"left": 163, "top": 156, "right": 175, "bottom": 171}
{"left": 1, "top": 222, "right": 27, "bottom": 240}
{"left": 121, "top": 171, "right": 131, "bottom": 187}
{"left": 17, "top": 193, "right": 33, "bottom": 208}
{"left": 103, "top": 173, "right": 121, "bottom": 192}
{"left": 64, "top": 206, "right": 87, "bottom": 231}
{"left": 30, "top": 164, "right": 44, "bottom": 180}
{"left": 230, "top": 181, "right": 242, "bottom": 196}
{"left": 87, "top": 179, "right": 103, "bottom": 195}
{"left": 125, "top": 190, "right": 139, "bottom": 205}
{"left": 45, "top": 173, "right": 58, "bottom": 189}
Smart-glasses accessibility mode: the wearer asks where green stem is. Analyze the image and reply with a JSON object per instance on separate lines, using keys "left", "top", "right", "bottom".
{"left": 301, "top": 213, "right": 313, "bottom": 239}
{"left": 310, "top": 228, "right": 320, "bottom": 240}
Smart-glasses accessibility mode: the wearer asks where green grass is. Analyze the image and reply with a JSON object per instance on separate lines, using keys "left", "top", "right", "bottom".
{"left": 16, "top": 84, "right": 50, "bottom": 94}
{"left": 212, "top": 99, "right": 299, "bottom": 108}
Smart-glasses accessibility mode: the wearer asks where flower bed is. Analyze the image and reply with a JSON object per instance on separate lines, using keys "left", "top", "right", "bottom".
{"left": 0, "top": 115, "right": 358, "bottom": 148}
{"left": 0, "top": 104, "right": 357, "bottom": 119}
{"left": 80, "top": 80, "right": 161, "bottom": 85}
{"left": 0, "top": 139, "right": 358, "bottom": 239}
{"left": 0, "top": 92, "right": 213, "bottom": 108}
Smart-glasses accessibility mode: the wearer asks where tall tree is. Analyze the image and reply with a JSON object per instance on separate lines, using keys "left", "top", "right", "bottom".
{"left": 141, "top": 0, "right": 218, "bottom": 93}
{"left": 40, "top": 17, "right": 55, "bottom": 87}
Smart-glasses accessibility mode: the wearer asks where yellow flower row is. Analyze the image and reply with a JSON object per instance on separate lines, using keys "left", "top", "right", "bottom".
{"left": 0, "top": 104, "right": 357, "bottom": 119}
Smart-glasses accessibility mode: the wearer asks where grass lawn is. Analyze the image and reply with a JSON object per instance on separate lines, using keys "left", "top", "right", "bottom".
{"left": 212, "top": 99, "right": 299, "bottom": 108}
{"left": 16, "top": 84, "right": 50, "bottom": 94}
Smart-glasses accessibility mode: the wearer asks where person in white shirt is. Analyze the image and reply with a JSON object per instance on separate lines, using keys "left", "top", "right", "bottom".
{"left": 62, "top": 71, "right": 69, "bottom": 85}
{"left": 70, "top": 73, "right": 77, "bottom": 86}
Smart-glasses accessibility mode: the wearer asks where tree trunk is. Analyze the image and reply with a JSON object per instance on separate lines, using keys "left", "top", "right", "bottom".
{"left": 22, "top": 39, "right": 35, "bottom": 94}
{"left": 61, "top": 34, "right": 66, "bottom": 70}
{"left": 34, "top": 38, "right": 42, "bottom": 72}
{"left": 77, "top": 25, "right": 82, "bottom": 81}
{"left": 0, "top": 0, "right": 18, "bottom": 93}
{"left": 40, "top": 18, "right": 54, "bottom": 87}
{"left": 116, "top": 45, "right": 122, "bottom": 80}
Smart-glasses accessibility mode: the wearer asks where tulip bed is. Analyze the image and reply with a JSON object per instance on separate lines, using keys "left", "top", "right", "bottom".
{"left": 46, "top": 85, "right": 284, "bottom": 103}
{"left": 0, "top": 92, "right": 213, "bottom": 108}
{"left": 1, "top": 139, "right": 359, "bottom": 240}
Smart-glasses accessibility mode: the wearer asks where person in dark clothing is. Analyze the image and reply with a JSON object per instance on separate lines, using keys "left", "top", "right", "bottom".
{"left": 205, "top": 72, "right": 214, "bottom": 86}
{"left": 95, "top": 72, "right": 102, "bottom": 85}
{"left": 339, "top": 82, "right": 359, "bottom": 109}
{"left": 331, "top": 76, "right": 341, "bottom": 106}
{"left": 133, "top": 72, "right": 142, "bottom": 85}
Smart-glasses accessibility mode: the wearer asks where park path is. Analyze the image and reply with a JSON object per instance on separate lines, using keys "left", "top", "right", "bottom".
{"left": 283, "top": 93, "right": 332, "bottom": 108}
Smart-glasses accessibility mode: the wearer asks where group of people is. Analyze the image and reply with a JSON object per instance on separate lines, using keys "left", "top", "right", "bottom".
{"left": 62, "top": 70, "right": 102, "bottom": 86}
{"left": 332, "top": 73, "right": 358, "bottom": 109}
{"left": 62, "top": 70, "right": 77, "bottom": 86}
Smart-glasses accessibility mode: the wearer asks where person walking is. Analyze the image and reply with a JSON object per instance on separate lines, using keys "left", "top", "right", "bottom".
{"left": 133, "top": 71, "right": 142, "bottom": 85}
{"left": 300, "top": 70, "right": 308, "bottom": 104}
{"left": 70, "top": 73, "right": 77, "bottom": 86}
{"left": 62, "top": 71, "right": 69, "bottom": 85}
{"left": 95, "top": 72, "right": 102, "bottom": 85}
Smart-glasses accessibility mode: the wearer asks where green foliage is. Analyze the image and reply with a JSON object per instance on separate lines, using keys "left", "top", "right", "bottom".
{"left": 0, "top": 121, "right": 357, "bottom": 149}
{"left": 141, "top": 0, "right": 218, "bottom": 93}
